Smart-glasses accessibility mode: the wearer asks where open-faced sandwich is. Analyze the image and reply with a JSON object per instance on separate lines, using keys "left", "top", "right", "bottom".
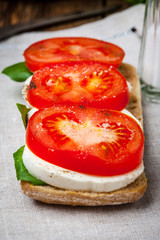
{"left": 2, "top": 37, "right": 147, "bottom": 206}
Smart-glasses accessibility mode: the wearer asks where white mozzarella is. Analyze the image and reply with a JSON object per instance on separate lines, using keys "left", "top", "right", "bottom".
{"left": 122, "top": 109, "right": 142, "bottom": 128}
{"left": 23, "top": 145, "right": 144, "bottom": 193}
{"left": 127, "top": 81, "right": 132, "bottom": 92}
{"left": 22, "top": 76, "right": 36, "bottom": 109}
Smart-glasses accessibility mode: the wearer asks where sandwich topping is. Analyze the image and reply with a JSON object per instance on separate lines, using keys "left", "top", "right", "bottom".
{"left": 23, "top": 145, "right": 144, "bottom": 192}
{"left": 23, "top": 105, "right": 144, "bottom": 191}
{"left": 23, "top": 37, "right": 125, "bottom": 72}
{"left": 23, "top": 62, "right": 129, "bottom": 111}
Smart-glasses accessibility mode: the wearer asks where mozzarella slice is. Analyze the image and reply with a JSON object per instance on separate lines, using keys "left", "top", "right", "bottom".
{"left": 23, "top": 145, "right": 144, "bottom": 193}
{"left": 22, "top": 76, "right": 36, "bottom": 109}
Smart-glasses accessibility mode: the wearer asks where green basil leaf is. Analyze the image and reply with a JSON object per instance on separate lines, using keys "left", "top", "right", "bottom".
{"left": 16, "top": 103, "right": 31, "bottom": 128}
{"left": 13, "top": 146, "right": 46, "bottom": 185}
{"left": 1, "top": 62, "right": 32, "bottom": 82}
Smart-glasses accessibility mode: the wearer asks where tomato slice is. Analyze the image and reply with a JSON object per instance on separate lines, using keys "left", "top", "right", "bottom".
{"left": 26, "top": 105, "right": 144, "bottom": 176}
{"left": 23, "top": 37, "right": 125, "bottom": 72}
{"left": 26, "top": 61, "right": 129, "bottom": 110}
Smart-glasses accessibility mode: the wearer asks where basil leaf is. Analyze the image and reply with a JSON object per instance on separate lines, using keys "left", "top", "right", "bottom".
{"left": 2, "top": 62, "right": 32, "bottom": 82}
{"left": 16, "top": 103, "right": 30, "bottom": 128}
{"left": 13, "top": 146, "right": 46, "bottom": 186}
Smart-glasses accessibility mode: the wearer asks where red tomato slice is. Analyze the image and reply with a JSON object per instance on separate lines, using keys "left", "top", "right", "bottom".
{"left": 23, "top": 37, "right": 125, "bottom": 72}
{"left": 26, "top": 105, "right": 144, "bottom": 176}
{"left": 26, "top": 61, "right": 129, "bottom": 110}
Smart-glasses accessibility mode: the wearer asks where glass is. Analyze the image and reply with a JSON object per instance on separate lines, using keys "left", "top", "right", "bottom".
{"left": 138, "top": 0, "right": 160, "bottom": 103}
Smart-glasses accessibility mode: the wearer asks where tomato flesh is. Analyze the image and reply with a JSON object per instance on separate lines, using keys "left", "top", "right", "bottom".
{"left": 23, "top": 37, "right": 125, "bottom": 72}
{"left": 27, "top": 61, "right": 129, "bottom": 111}
{"left": 26, "top": 105, "right": 144, "bottom": 176}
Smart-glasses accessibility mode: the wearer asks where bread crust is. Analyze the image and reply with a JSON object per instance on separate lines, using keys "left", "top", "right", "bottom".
{"left": 20, "top": 63, "right": 147, "bottom": 206}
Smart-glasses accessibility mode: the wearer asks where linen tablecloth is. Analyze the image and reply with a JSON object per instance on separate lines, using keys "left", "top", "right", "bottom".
{"left": 1, "top": 4, "right": 160, "bottom": 239}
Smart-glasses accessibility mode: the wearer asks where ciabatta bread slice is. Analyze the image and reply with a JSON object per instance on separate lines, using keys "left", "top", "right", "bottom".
{"left": 21, "top": 63, "right": 147, "bottom": 206}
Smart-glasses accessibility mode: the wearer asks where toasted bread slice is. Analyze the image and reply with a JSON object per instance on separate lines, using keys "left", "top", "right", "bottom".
{"left": 21, "top": 63, "right": 147, "bottom": 206}
{"left": 21, "top": 172, "right": 146, "bottom": 206}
